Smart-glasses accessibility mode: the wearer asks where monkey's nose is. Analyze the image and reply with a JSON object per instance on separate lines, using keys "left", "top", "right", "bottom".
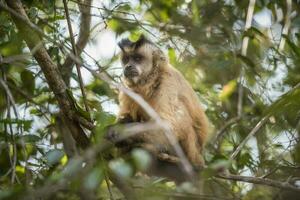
{"left": 124, "top": 65, "right": 138, "bottom": 78}
{"left": 125, "top": 65, "right": 134, "bottom": 71}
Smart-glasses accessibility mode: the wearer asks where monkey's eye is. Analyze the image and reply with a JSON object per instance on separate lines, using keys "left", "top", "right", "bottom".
{"left": 122, "top": 56, "right": 129, "bottom": 64}
{"left": 132, "top": 54, "right": 142, "bottom": 62}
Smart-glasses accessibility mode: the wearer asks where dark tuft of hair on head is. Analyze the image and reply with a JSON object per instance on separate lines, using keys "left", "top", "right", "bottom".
{"left": 118, "top": 38, "right": 134, "bottom": 52}
{"left": 134, "top": 34, "right": 146, "bottom": 49}
{"left": 118, "top": 34, "right": 152, "bottom": 52}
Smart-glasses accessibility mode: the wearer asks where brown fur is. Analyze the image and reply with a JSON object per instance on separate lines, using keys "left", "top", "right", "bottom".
{"left": 117, "top": 36, "right": 209, "bottom": 167}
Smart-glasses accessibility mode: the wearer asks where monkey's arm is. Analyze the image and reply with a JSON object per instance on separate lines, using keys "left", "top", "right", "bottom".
{"left": 117, "top": 91, "right": 138, "bottom": 121}
{"left": 117, "top": 115, "right": 134, "bottom": 124}
{"left": 104, "top": 92, "right": 137, "bottom": 146}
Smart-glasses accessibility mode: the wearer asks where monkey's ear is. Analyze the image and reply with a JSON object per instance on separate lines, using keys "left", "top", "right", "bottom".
{"left": 152, "top": 48, "right": 168, "bottom": 68}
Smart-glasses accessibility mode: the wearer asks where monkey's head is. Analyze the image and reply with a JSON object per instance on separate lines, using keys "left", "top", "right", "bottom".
{"left": 118, "top": 35, "right": 167, "bottom": 85}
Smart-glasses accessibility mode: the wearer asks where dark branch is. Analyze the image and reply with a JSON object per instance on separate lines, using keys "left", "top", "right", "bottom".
{"left": 230, "top": 115, "right": 269, "bottom": 160}
{"left": 61, "top": 0, "right": 93, "bottom": 86}
{"left": 211, "top": 116, "right": 241, "bottom": 146}
{"left": 216, "top": 173, "right": 300, "bottom": 193}
{"left": 62, "top": 0, "right": 90, "bottom": 112}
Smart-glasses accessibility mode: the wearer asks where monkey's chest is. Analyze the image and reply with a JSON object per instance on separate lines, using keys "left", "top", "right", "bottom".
{"left": 130, "top": 106, "right": 150, "bottom": 122}
{"left": 128, "top": 100, "right": 153, "bottom": 122}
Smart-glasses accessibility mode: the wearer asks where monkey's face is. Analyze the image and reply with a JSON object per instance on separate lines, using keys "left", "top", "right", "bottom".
{"left": 118, "top": 36, "right": 155, "bottom": 84}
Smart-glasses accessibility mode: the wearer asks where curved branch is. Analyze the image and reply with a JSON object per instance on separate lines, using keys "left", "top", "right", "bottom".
{"left": 61, "top": 0, "right": 93, "bottom": 85}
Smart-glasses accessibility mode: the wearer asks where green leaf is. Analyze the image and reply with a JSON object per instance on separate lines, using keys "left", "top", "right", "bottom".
{"left": 109, "top": 159, "right": 133, "bottom": 178}
{"left": 237, "top": 54, "right": 256, "bottom": 69}
{"left": 28, "top": 7, "right": 38, "bottom": 18}
{"left": 219, "top": 79, "right": 237, "bottom": 101}
{"left": 284, "top": 35, "right": 300, "bottom": 56}
{"left": 17, "top": 134, "right": 41, "bottom": 143}
{"left": 131, "top": 148, "right": 151, "bottom": 171}
{"left": 243, "top": 27, "right": 266, "bottom": 39}
{"left": 94, "top": 111, "right": 116, "bottom": 141}
{"left": 66, "top": 89, "right": 91, "bottom": 121}
{"left": 45, "top": 149, "right": 64, "bottom": 166}
{"left": 0, "top": 119, "right": 33, "bottom": 131}
{"left": 129, "top": 31, "right": 143, "bottom": 42}
{"left": 95, "top": 112, "right": 115, "bottom": 129}
{"left": 21, "top": 70, "right": 35, "bottom": 95}
{"left": 62, "top": 158, "right": 83, "bottom": 177}
{"left": 265, "top": 84, "right": 300, "bottom": 115}
{"left": 84, "top": 168, "right": 103, "bottom": 190}
{"left": 168, "top": 48, "right": 176, "bottom": 65}
{"left": 108, "top": 19, "right": 118, "bottom": 30}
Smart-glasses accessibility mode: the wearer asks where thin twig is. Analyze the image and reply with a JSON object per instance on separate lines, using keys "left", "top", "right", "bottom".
{"left": 7, "top": 82, "right": 51, "bottom": 122}
{"left": 260, "top": 165, "right": 281, "bottom": 179}
{"left": 143, "top": 189, "right": 240, "bottom": 200}
{"left": 0, "top": 73, "right": 18, "bottom": 184}
{"left": 211, "top": 116, "right": 241, "bottom": 146}
{"left": 237, "top": 0, "right": 256, "bottom": 117}
{"left": 7, "top": 107, "right": 18, "bottom": 184}
{"left": 278, "top": 0, "right": 292, "bottom": 51}
{"left": 230, "top": 115, "right": 269, "bottom": 160}
{"left": 237, "top": 80, "right": 243, "bottom": 117}
{"left": 61, "top": 0, "right": 93, "bottom": 85}
{"left": 241, "top": 0, "right": 256, "bottom": 56}
{"left": 216, "top": 173, "right": 300, "bottom": 192}
{"left": 63, "top": 0, "right": 90, "bottom": 112}
{"left": 0, "top": 77, "right": 19, "bottom": 118}
{"left": 104, "top": 172, "right": 115, "bottom": 200}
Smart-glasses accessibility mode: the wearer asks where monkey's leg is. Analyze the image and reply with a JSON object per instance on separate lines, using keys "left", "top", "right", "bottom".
{"left": 117, "top": 127, "right": 173, "bottom": 154}
{"left": 104, "top": 121, "right": 163, "bottom": 152}
{"left": 180, "top": 128, "right": 205, "bottom": 168}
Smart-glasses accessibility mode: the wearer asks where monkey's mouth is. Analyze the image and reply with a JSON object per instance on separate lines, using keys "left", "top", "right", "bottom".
{"left": 124, "top": 69, "right": 139, "bottom": 79}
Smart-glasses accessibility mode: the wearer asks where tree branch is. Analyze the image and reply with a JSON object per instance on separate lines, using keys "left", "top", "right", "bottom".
{"left": 211, "top": 116, "right": 241, "bottom": 146}
{"left": 216, "top": 173, "right": 300, "bottom": 193}
{"left": 278, "top": 0, "right": 292, "bottom": 51}
{"left": 237, "top": 0, "right": 256, "bottom": 117}
{"left": 230, "top": 115, "right": 269, "bottom": 160}
{"left": 63, "top": 0, "right": 90, "bottom": 112}
{"left": 61, "top": 0, "right": 92, "bottom": 86}
{"left": 4, "top": 0, "right": 90, "bottom": 148}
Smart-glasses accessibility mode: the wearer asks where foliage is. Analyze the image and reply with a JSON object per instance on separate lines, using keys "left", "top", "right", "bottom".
{"left": 0, "top": 0, "right": 300, "bottom": 199}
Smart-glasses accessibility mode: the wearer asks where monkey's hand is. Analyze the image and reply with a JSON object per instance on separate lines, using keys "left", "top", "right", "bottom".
{"left": 104, "top": 125, "right": 122, "bottom": 143}
{"left": 104, "top": 114, "right": 133, "bottom": 142}
{"left": 104, "top": 125, "right": 135, "bottom": 150}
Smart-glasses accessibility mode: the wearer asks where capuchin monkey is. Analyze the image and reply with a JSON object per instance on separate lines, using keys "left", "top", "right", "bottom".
{"left": 106, "top": 35, "right": 209, "bottom": 181}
